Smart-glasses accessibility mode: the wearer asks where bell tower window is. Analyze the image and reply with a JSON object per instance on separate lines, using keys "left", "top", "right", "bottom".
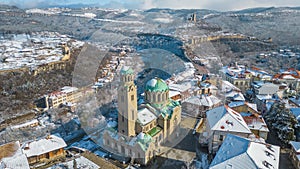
{"left": 132, "top": 110, "right": 135, "bottom": 119}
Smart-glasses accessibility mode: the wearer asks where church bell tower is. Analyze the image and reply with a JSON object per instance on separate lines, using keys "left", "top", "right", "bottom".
{"left": 117, "top": 66, "right": 137, "bottom": 137}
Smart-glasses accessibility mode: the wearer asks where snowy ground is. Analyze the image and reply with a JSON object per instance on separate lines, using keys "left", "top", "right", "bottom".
{"left": 0, "top": 32, "right": 84, "bottom": 71}
{"left": 48, "top": 156, "right": 99, "bottom": 169}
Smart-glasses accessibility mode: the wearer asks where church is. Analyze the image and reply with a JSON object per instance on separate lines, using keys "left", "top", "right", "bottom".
{"left": 102, "top": 66, "right": 182, "bottom": 165}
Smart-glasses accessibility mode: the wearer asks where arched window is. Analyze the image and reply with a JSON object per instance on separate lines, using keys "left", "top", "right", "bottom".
{"left": 152, "top": 93, "right": 156, "bottom": 102}
{"left": 146, "top": 92, "right": 150, "bottom": 101}
{"left": 162, "top": 92, "right": 165, "bottom": 101}
{"left": 158, "top": 93, "right": 161, "bottom": 102}
{"left": 132, "top": 110, "right": 135, "bottom": 119}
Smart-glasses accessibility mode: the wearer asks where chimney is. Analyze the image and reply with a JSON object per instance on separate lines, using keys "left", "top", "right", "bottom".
{"left": 46, "top": 135, "right": 52, "bottom": 140}
{"left": 24, "top": 143, "right": 30, "bottom": 150}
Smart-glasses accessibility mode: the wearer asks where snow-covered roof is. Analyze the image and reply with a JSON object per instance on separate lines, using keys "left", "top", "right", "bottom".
{"left": 184, "top": 95, "right": 221, "bottom": 107}
{"left": 290, "top": 141, "right": 300, "bottom": 161}
{"left": 289, "top": 98, "right": 300, "bottom": 107}
{"left": 48, "top": 156, "right": 100, "bottom": 169}
{"left": 22, "top": 135, "right": 67, "bottom": 157}
{"left": 169, "top": 83, "right": 191, "bottom": 92}
{"left": 282, "top": 75, "right": 296, "bottom": 79}
{"left": 228, "top": 102, "right": 258, "bottom": 112}
{"left": 173, "top": 69, "right": 195, "bottom": 82}
{"left": 206, "top": 106, "right": 252, "bottom": 134}
{"left": 146, "top": 78, "right": 169, "bottom": 92}
{"left": 222, "top": 80, "right": 241, "bottom": 92}
{"left": 225, "top": 91, "right": 245, "bottom": 101}
{"left": 290, "top": 141, "right": 300, "bottom": 153}
{"left": 49, "top": 86, "right": 79, "bottom": 99}
{"left": 228, "top": 101, "right": 245, "bottom": 108}
{"left": 137, "top": 108, "right": 157, "bottom": 126}
{"left": 61, "top": 86, "right": 78, "bottom": 93}
{"left": 0, "top": 141, "right": 30, "bottom": 169}
{"left": 70, "top": 140, "right": 98, "bottom": 152}
{"left": 248, "top": 134, "right": 266, "bottom": 143}
{"left": 210, "top": 134, "right": 280, "bottom": 169}
{"left": 0, "top": 32, "right": 83, "bottom": 71}
{"left": 253, "top": 81, "right": 276, "bottom": 89}
{"left": 221, "top": 65, "right": 271, "bottom": 81}
{"left": 184, "top": 96, "right": 200, "bottom": 105}
{"left": 200, "top": 95, "right": 221, "bottom": 107}
{"left": 169, "top": 90, "right": 181, "bottom": 98}
{"left": 200, "top": 82, "right": 218, "bottom": 90}
{"left": 243, "top": 115, "right": 269, "bottom": 132}
{"left": 246, "top": 103, "right": 258, "bottom": 112}
{"left": 256, "top": 94, "right": 274, "bottom": 101}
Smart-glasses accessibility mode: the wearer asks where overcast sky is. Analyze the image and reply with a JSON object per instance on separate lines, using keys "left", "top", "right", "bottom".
{"left": 1, "top": 0, "right": 300, "bottom": 11}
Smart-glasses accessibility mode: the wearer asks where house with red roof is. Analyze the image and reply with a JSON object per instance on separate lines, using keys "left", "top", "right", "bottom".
{"left": 273, "top": 68, "right": 300, "bottom": 92}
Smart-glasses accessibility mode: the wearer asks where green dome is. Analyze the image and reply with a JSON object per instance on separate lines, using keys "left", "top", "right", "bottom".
{"left": 145, "top": 78, "right": 169, "bottom": 92}
{"left": 120, "top": 66, "right": 134, "bottom": 75}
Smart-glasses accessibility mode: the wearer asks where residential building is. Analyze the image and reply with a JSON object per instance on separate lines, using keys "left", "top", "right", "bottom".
{"left": 241, "top": 114, "right": 269, "bottom": 140}
{"left": 290, "top": 141, "right": 300, "bottom": 169}
{"left": 250, "top": 81, "right": 280, "bottom": 112}
{"left": 225, "top": 90, "right": 245, "bottom": 102}
{"left": 252, "top": 81, "right": 279, "bottom": 95}
{"left": 228, "top": 101, "right": 269, "bottom": 140}
{"left": 45, "top": 86, "right": 82, "bottom": 108}
{"left": 228, "top": 101, "right": 258, "bottom": 114}
{"left": 22, "top": 134, "right": 67, "bottom": 165}
{"left": 0, "top": 141, "right": 30, "bottom": 169}
{"left": 220, "top": 64, "right": 271, "bottom": 93}
{"left": 249, "top": 66, "right": 272, "bottom": 81}
{"left": 169, "top": 90, "right": 181, "bottom": 101}
{"left": 220, "top": 64, "right": 252, "bottom": 92}
{"left": 222, "top": 80, "right": 245, "bottom": 102}
{"left": 182, "top": 95, "right": 222, "bottom": 117}
{"left": 103, "top": 67, "right": 181, "bottom": 165}
{"left": 255, "top": 95, "right": 276, "bottom": 112}
{"left": 203, "top": 105, "right": 252, "bottom": 154}
{"left": 273, "top": 68, "right": 300, "bottom": 91}
{"left": 194, "top": 81, "right": 218, "bottom": 96}
{"left": 210, "top": 134, "right": 280, "bottom": 169}
{"left": 169, "top": 83, "right": 192, "bottom": 101}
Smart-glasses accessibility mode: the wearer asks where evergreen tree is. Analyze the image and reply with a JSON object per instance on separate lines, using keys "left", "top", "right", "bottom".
{"left": 264, "top": 102, "right": 297, "bottom": 144}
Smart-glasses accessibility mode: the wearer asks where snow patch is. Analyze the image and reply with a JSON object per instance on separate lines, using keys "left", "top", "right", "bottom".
{"left": 153, "top": 18, "right": 173, "bottom": 23}
{"left": 147, "top": 79, "right": 157, "bottom": 88}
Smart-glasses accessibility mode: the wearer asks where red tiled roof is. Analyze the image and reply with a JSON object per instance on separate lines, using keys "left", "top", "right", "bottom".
{"left": 243, "top": 115, "right": 263, "bottom": 124}
{"left": 251, "top": 66, "right": 261, "bottom": 71}
{"left": 273, "top": 73, "right": 300, "bottom": 79}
